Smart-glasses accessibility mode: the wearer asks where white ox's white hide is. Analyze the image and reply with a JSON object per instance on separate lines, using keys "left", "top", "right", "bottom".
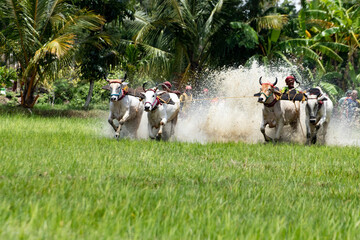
{"left": 305, "top": 87, "right": 333, "bottom": 145}
{"left": 105, "top": 79, "right": 144, "bottom": 139}
{"left": 255, "top": 77, "right": 300, "bottom": 142}
{"left": 141, "top": 88, "right": 180, "bottom": 140}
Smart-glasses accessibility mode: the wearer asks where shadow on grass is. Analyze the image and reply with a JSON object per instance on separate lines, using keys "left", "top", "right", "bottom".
{"left": 0, "top": 104, "right": 107, "bottom": 118}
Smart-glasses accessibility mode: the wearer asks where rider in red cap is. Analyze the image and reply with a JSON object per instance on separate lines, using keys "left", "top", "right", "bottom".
{"left": 282, "top": 75, "right": 295, "bottom": 94}
{"left": 162, "top": 81, "right": 172, "bottom": 90}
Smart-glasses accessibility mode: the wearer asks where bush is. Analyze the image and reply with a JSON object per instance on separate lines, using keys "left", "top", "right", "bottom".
{"left": 0, "top": 66, "right": 17, "bottom": 87}
{"left": 49, "top": 78, "right": 109, "bottom": 108}
{"left": 5, "top": 91, "right": 15, "bottom": 99}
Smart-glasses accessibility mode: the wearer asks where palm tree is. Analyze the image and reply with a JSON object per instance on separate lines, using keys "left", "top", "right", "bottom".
{"left": 125, "top": 0, "right": 231, "bottom": 86}
{"left": 0, "top": 0, "right": 104, "bottom": 108}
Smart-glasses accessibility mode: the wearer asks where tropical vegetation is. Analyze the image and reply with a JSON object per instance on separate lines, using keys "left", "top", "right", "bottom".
{"left": 0, "top": 0, "right": 359, "bottom": 108}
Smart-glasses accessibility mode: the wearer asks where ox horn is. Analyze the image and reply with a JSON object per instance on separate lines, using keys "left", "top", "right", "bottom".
{"left": 259, "top": 77, "right": 263, "bottom": 85}
{"left": 273, "top": 77, "right": 278, "bottom": 86}
{"left": 123, "top": 73, "right": 127, "bottom": 80}
{"left": 143, "top": 82, "right": 147, "bottom": 92}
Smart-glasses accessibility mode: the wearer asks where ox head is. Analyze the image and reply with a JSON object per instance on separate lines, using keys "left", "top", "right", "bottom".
{"left": 305, "top": 87, "right": 327, "bottom": 124}
{"left": 255, "top": 77, "right": 281, "bottom": 103}
{"left": 104, "top": 74, "right": 128, "bottom": 102}
{"left": 140, "top": 82, "right": 165, "bottom": 112}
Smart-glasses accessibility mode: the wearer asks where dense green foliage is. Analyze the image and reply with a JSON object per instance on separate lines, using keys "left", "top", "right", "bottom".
{"left": 0, "top": 66, "right": 17, "bottom": 87}
{"left": 0, "top": 0, "right": 359, "bottom": 107}
{"left": 1, "top": 112, "right": 360, "bottom": 239}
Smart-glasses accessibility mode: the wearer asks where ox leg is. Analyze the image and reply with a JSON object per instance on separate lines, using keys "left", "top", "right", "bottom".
{"left": 322, "top": 122, "right": 329, "bottom": 144}
{"left": 306, "top": 130, "right": 311, "bottom": 145}
{"left": 309, "top": 124, "right": 317, "bottom": 144}
{"left": 156, "top": 123, "right": 164, "bottom": 141}
{"left": 108, "top": 117, "right": 117, "bottom": 132}
{"left": 170, "top": 115, "right": 178, "bottom": 138}
{"left": 260, "top": 121, "right": 272, "bottom": 142}
{"left": 274, "top": 119, "right": 284, "bottom": 143}
{"left": 148, "top": 123, "right": 157, "bottom": 140}
{"left": 114, "top": 122, "right": 124, "bottom": 140}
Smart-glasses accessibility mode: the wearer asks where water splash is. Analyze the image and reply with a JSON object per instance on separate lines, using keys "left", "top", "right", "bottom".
{"left": 104, "top": 62, "right": 360, "bottom": 146}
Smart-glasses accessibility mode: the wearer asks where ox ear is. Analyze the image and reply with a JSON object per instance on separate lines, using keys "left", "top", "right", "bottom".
{"left": 318, "top": 95, "right": 327, "bottom": 101}
{"left": 139, "top": 92, "right": 146, "bottom": 99}
{"left": 102, "top": 84, "right": 111, "bottom": 91}
{"left": 254, "top": 93, "right": 261, "bottom": 97}
{"left": 273, "top": 88, "right": 281, "bottom": 96}
{"left": 121, "top": 82, "right": 129, "bottom": 88}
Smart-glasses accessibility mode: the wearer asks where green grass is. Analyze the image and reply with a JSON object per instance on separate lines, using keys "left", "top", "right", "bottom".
{"left": 1, "top": 110, "right": 360, "bottom": 239}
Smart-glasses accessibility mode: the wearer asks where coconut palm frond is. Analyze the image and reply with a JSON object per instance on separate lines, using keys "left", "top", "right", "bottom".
{"left": 79, "top": 32, "right": 112, "bottom": 48}
{"left": 204, "top": 0, "right": 224, "bottom": 36}
{"left": 32, "top": 33, "right": 75, "bottom": 65}
{"left": 169, "top": 0, "right": 183, "bottom": 23}
{"left": 58, "top": 11, "right": 105, "bottom": 36}
{"left": 22, "top": 0, "right": 48, "bottom": 30}
{"left": 140, "top": 42, "right": 172, "bottom": 73}
{"left": 256, "top": 14, "right": 288, "bottom": 31}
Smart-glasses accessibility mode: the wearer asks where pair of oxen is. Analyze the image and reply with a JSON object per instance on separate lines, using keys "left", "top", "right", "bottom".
{"left": 103, "top": 75, "right": 179, "bottom": 141}
{"left": 255, "top": 77, "right": 333, "bottom": 145}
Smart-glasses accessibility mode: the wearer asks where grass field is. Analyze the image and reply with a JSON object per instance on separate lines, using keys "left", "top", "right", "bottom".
{"left": 1, "top": 108, "right": 360, "bottom": 239}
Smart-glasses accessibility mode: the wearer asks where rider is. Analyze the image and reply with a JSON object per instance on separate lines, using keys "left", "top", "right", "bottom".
{"left": 180, "top": 85, "right": 193, "bottom": 113}
{"left": 281, "top": 75, "right": 296, "bottom": 94}
{"left": 161, "top": 81, "right": 181, "bottom": 96}
{"left": 162, "top": 81, "right": 172, "bottom": 91}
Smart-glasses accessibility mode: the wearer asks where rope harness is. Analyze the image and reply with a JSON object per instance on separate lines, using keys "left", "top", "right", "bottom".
{"left": 144, "top": 89, "right": 162, "bottom": 111}
{"left": 110, "top": 89, "right": 125, "bottom": 101}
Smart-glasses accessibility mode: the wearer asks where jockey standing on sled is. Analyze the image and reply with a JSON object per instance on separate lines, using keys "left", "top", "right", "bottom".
{"left": 281, "top": 75, "right": 304, "bottom": 101}
{"left": 180, "top": 85, "right": 193, "bottom": 117}
{"left": 162, "top": 81, "right": 172, "bottom": 91}
{"left": 343, "top": 90, "right": 359, "bottom": 123}
{"left": 161, "top": 81, "right": 181, "bottom": 97}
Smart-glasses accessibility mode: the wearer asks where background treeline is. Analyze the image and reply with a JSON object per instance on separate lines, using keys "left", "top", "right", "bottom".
{"left": 0, "top": 0, "right": 359, "bottom": 108}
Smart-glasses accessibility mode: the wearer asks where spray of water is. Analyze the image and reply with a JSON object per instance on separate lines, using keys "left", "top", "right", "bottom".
{"left": 102, "top": 62, "right": 360, "bottom": 146}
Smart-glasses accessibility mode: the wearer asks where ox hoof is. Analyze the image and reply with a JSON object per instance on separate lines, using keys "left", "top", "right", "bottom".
{"left": 114, "top": 133, "right": 120, "bottom": 140}
{"left": 156, "top": 134, "right": 162, "bottom": 141}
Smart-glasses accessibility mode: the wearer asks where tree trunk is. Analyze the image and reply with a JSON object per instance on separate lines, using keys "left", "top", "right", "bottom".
{"left": 84, "top": 79, "right": 95, "bottom": 109}
{"left": 12, "top": 81, "right": 17, "bottom": 92}
{"left": 21, "top": 78, "right": 39, "bottom": 108}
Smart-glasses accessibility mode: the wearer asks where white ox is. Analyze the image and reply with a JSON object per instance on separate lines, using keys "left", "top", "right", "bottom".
{"left": 305, "top": 87, "right": 333, "bottom": 145}
{"left": 105, "top": 76, "right": 144, "bottom": 139}
{"left": 255, "top": 77, "right": 300, "bottom": 142}
{"left": 140, "top": 84, "right": 180, "bottom": 140}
